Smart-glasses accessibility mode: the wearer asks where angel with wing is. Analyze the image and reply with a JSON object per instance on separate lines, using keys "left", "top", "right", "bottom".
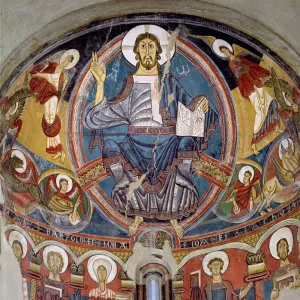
{"left": 192, "top": 36, "right": 281, "bottom": 153}
{"left": 27, "top": 49, "right": 80, "bottom": 163}
{"left": 45, "top": 174, "right": 86, "bottom": 225}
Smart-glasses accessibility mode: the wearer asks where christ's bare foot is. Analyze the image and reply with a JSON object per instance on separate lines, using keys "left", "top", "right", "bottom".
{"left": 170, "top": 219, "right": 184, "bottom": 239}
{"left": 128, "top": 216, "right": 143, "bottom": 236}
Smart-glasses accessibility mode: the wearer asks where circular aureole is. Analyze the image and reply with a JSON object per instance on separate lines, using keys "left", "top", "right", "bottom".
{"left": 43, "top": 245, "right": 68, "bottom": 273}
{"left": 122, "top": 24, "right": 175, "bottom": 66}
{"left": 202, "top": 251, "right": 229, "bottom": 276}
{"left": 269, "top": 227, "right": 293, "bottom": 259}
{"left": 56, "top": 174, "right": 73, "bottom": 193}
{"left": 11, "top": 149, "right": 27, "bottom": 173}
{"left": 278, "top": 138, "right": 294, "bottom": 160}
{"left": 238, "top": 166, "right": 254, "bottom": 183}
{"left": 212, "top": 39, "right": 233, "bottom": 59}
{"left": 60, "top": 49, "right": 80, "bottom": 70}
{"left": 87, "top": 255, "right": 117, "bottom": 283}
{"left": 8, "top": 230, "right": 28, "bottom": 259}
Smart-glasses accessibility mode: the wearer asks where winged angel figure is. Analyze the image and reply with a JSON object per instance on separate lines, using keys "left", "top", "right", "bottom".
{"left": 191, "top": 35, "right": 281, "bottom": 154}
{"left": 44, "top": 174, "right": 86, "bottom": 225}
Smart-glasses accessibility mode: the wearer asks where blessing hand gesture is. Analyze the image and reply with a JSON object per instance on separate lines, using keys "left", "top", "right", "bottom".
{"left": 90, "top": 52, "right": 106, "bottom": 83}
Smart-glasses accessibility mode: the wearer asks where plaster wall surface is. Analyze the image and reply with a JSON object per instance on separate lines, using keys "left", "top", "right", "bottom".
{"left": 1, "top": 0, "right": 300, "bottom": 66}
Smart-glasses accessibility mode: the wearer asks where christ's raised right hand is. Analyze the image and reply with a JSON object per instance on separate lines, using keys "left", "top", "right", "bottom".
{"left": 90, "top": 52, "right": 106, "bottom": 83}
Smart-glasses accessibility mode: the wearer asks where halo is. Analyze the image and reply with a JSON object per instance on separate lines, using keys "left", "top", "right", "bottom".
{"left": 56, "top": 174, "right": 73, "bottom": 192}
{"left": 11, "top": 149, "right": 27, "bottom": 173}
{"left": 121, "top": 24, "right": 175, "bottom": 66}
{"left": 202, "top": 251, "right": 229, "bottom": 276}
{"left": 60, "top": 49, "right": 80, "bottom": 69}
{"left": 278, "top": 138, "right": 294, "bottom": 160}
{"left": 43, "top": 245, "right": 68, "bottom": 273}
{"left": 87, "top": 255, "right": 117, "bottom": 283}
{"left": 212, "top": 39, "right": 233, "bottom": 59}
{"left": 283, "top": 92, "right": 293, "bottom": 107}
{"left": 8, "top": 231, "right": 28, "bottom": 259}
{"left": 238, "top": 166, "right": 255, "bottom": 183}
{"left": 269, "top": 227, "right": 293, "bottom": 259}
{"left": 8, "top": 102, "right": 19, "bottom": 116}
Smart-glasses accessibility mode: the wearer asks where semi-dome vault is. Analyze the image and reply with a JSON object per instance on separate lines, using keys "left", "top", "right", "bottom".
{"left": 0, "top": 11, "right": 300, "bottom": 300}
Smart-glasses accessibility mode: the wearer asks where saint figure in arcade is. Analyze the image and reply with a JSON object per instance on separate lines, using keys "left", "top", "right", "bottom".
{"left": 28, "top": 49, "right": 80, "bottom": 163}
{"left": 269, "top": 227, "right": 300, "bottom": 300}
{"left": 84, "top": 25, "right": 218, "bottom": 237}
{"left": 202, "top": 251, "right": 238, "bottom": 300}
{"left": 88, "top": 255, "right": 117, "bottom": 300}
{"left": 37, "top": 246, "right": 70, "bottom": 300}
{"left": 9, "top": 231, "right": 29, "bottom": 300}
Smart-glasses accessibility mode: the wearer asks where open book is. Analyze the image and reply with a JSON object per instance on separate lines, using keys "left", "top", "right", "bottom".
{"left": 176, "top": 99, "right": 206, "bottom": 137}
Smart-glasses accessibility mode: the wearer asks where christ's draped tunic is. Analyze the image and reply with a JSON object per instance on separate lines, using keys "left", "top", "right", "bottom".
{"left": 84, "top": 73, "right": 218, "bottom": 220}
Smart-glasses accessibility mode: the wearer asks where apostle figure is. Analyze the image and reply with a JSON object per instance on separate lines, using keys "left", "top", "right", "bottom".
{"left": 9, "top": 231, "right": 29, "bottom": 300}
{"left": 210, "top": 39, "right": 280, "bottom": 154}
{"left": 45, "top": 174, "right": 85, "bottom": 226}
{"left": 88, "top": 255, "right": 117, "bottom": 300}
{"left": 37, "top": 245, "right": 70, "bottom": 300}
{"left": 269, "top": 227, "right": 300, "bottom": 299}
{"left": 202, "top": 251, "right": 238, "bottom": 300}
{"left": 84, "top": 25, "right": 218, "bottom": 237}
{"left": 28, "top": 49, "right": 79, "bottom": 163}
{"left": 224, "top": 166, "right": 260, "bottom": 217}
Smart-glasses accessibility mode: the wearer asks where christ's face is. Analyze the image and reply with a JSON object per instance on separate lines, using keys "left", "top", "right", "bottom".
{"left": 48, "top": 253, "right": 63, "bottom": 276}
{"left": 209, "top": 261, "right": 222, "bottom": 276}
{"left": 277, "top": 240, "right": 289, "bottom": 261}
{"left": 137, "top": 38, "right": 158, "bottom": 70}
{"left": 97, "top": 266, "right": 107, "bottom": 283}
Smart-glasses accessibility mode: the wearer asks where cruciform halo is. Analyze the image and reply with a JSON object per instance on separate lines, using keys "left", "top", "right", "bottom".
{"left": 121, "top": 24, "right": 175, "bottom": 66}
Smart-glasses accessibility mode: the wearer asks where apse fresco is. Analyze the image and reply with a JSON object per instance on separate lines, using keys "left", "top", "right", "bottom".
{"left": 0, "top": 14, "right": 300, "bottom": 300}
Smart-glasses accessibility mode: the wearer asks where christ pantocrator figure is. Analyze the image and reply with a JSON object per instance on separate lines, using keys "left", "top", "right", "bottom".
{"left": 84, "top": 28, "right": 218, "bottom": 238}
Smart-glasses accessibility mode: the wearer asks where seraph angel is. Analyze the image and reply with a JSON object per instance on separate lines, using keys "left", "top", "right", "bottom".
{"left": 44, "top": 174, "right": 86, "bottom": 225}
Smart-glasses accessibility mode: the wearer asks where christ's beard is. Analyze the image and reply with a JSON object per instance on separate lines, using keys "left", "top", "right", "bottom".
{"left": 139, "top": 54, "right": 157, "bottom": 71}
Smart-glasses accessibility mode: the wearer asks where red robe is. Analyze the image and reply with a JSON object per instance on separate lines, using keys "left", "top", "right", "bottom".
{"left": 231, "top": 174, "right": 260, "bottom": 217}
{"left": 228, "top": 56, "right": 270, "bottom": 98}
{"left": 29, "top": 62, "right": 64, "bottom": 153}
{"left": 29, "top": 62, "right": 64, "bottom": 104}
